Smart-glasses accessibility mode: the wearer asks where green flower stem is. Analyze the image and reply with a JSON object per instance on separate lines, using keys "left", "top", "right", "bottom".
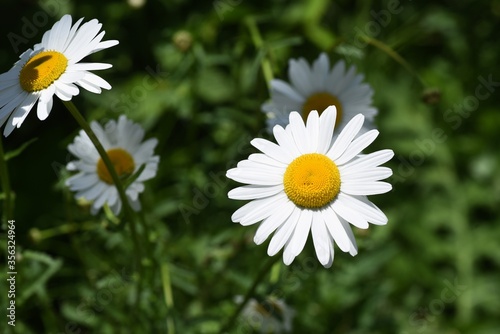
{"left": 220, "top": 255, "right": 280, "bottom": 333}
{"left": 0, "top": 136, "right": 13, "bottom": 220}
{"left": 161, "top": 262, "right": 176, "bottom": 334}
{"left": 245, "top": 17, "right": 274, "bottom": 89}
{"left": 62, "top": 101, "right": 142, "bottom": 265}
{"left": 29, "top": 221, "right": 98, "bottom": 242}
{"left": 359, "top": 36, "right": 427, "bottom": 87}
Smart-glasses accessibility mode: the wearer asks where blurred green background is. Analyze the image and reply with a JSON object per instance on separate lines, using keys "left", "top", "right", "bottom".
{"left": 1, "top": 0, "right": 499, "bottom": 333}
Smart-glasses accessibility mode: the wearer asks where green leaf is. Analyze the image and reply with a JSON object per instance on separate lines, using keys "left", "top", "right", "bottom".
{"left": 4, "top": 138, "right": 38, "bottom": 161}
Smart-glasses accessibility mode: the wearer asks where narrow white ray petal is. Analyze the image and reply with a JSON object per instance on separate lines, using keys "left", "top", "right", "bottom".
{"left": 79, "top": 182, "right": 107, "bottom": 201}
{"left": 327, "top": 114, "right": 364, "bottom": 161}
{"left": 288, "top": 209, "right": 312, "bottom": 257}
{"left": 55, "top": 82, "right": 80, "bottom": 97}
{"left": 231, "top": 195, "right": 282, "bottom": 223}
{"left": 93, "top": 186, "right": 114, "bottom": 209}
{"left": 80, "top": 72, "right": 112, "bottom": 90}
{"left": 282, "top": 238, "right": 296, "bottom": 265}
{"left": 341, "top": 167, "right": 393, "bottom": 183}
{"left": 62, "top": 17, "right": 84, "bottom": 51}
{"left": 340, "top": 150, "right": 394, "bottom": 175}
{"left": 267, "top": 207, "right": 300, "bottom": 256}
{"left": 64, "top": 20, "right": 102, "bottom": 60}
{"left": 248, "top": 153, "right": 288, "bottom": 168}
{"left": 288, "top": 112, "right": 308, "bottom": 154}
{"left": 321, "top": 206, "right": 351, "bottom": 252}
{"left": 273, "top": 125, "right": 301, "bottom": 158}
{"left": 0, "top": 91, "right": 28, "bottom": 119}
{"left": 335, "top": 130, "right": 379, "bottom": 165}
{"left": 270, "top": 79, "right": 304, "bottom": 102}
{"left": 328, "top": 60, "right": 346, "bottom": 96}
{"left": 324, "top": 234, "right": 335, "bottom": 268}
{"left": 317, "top": 106, "right": 337, "bottom": 154}
{"left": 337, "top": 193, "right": 388, "bottom": 225}
{"left": 91, "top": 40, "right": 119, "bottom": 53}
{"left": 228, "top": 184, "right": 283, "bottom": 200}
{"left": 236, "top": 160, "right": 285, "bottom": 175}
{"left": 239, "top": 193, "right": 288, "bottom": 226}
{"left": 338, "top": 216, "right": 358, "bottom": 256}
{"left": 226, "top": 168, "right": 282, "bottom": 186}
{"left": 311, "top": 53, "right": 330, "bottom": 90}
{"left": 47, "top": 14, "right": 71, "bottom": 50}
{"left": 0, "top": 85, "right": 24, "bottom": 107}
{"left": 340, "top": 181, "right": 392, "bottom": 196}
{"left": 254, "top": 200, "right": 295, "bottom": 245}
{"left": 332, "top": 198, "right": 369, "bottom": 229}
{"left": 288, "top": 58, "right": 314, "bottom": 97}
{"left": 54, "top": 85, "right": 73, "bottom": 101}
{"left": 305, "top": 110, "right": 319, "bottom": 152}
{"left": 311, "top": 213, "right": 331, "bottom": 266}
{"left": 250, "top": 138, "right": 293, "bottom": 164}
{"left": 74, "top": 78, "right": 102, "bottom": 94}
{"left": 10, "top": 93, "right": 38, "bottom": 127}
{"left": 66, "top": 173, "right": 100, "bottom": 191}
{"left": 70, "top": 62, "right": 113, "bottom": 71}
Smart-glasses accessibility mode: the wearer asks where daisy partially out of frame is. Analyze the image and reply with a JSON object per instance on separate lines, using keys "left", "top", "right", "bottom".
{"left": 227, "top": 106, "right": 393, "bottom": 268}
{"left": 65, "top": 116, "right": 159, "bottom": 215}
{"left": 261, "top": 53, "right": 377, "bottom": 134}
{"left": 0, "top": 14, "right": 118, "bottom": 136}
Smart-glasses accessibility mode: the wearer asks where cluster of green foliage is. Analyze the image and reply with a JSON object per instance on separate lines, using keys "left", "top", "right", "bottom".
{"left": 1, "top": 0, "right": 499, "bottom": 333}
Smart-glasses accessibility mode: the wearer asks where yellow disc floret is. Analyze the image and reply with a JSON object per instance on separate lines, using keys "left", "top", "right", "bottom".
{"left": 302, "top": 92, "right": 343, "bottom": 125}
{"left": 96, "top": 148, "right": 136, "bottom": 185}
{"left": 283, "top": 153, "right": 341, "bottom": 208}
{"left": 19, "top": 51, "right": 68, "bottom": 92}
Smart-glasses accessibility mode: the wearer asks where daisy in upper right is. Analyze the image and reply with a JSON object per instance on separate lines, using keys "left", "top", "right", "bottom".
{"left": 227, "top": 106, "right": 393, "bottom": 268}
{"left": 0, "top": 14, "right": 118, "bottom": 136}
{"left": 261, "top": 53, "right": 377, "bottom": 135}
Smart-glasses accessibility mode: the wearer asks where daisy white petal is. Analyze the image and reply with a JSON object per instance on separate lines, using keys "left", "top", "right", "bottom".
{"left": 327, "top": 113, "right": 364, "bottom": 161}
{"left": 254, "top": 201, "right": 294, "bottom": 245}
{"left": 228, "top": 184, "right": 284, "bottom": 200}
{"left": 311, "top": 214, "right": 331, "bottom": 266}
{"left": 267, "top": 207, "right": 301, "bottom": 257}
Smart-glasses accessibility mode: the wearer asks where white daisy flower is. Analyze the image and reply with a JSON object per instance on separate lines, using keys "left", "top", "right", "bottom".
{"left": 65, "top": 116, "right": 159, "bottom": 215}
{"left": 227, "top": 106, "right": 393, "bottom": 268}
{"left": 0, "top": 14, "right": 118, "bottom": 136}
{"left": 236, "top": 296, "right": 295, "bottom": 333}
{"left": 261, "top": 53, "right": 377, "bottom": 134}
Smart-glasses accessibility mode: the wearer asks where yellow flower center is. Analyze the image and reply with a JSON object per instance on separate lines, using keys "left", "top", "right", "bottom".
{"left": 96, "top": 149, "right": 136, "bottom": 185}
{"left": 283, "top": 153, "right": 340, "bottom": 209}
{"left": 302, "top": 92, "right": 343, "bottom": 125}
{"left": 19, "top": 51, "right": 68, "bottom": 92}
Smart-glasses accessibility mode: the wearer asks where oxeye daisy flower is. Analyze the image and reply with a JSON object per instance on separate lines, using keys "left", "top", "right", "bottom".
{"left": 0, "top": 14, "right": 118, "bottom": 136}
{"left": 227, "top": 106, "right": 393, "bottom": 268}
{"left": 65, "top": 116, "right": 159, "bottom": 215}
{"left": 262, "top": 53, "right": 377, "bottom": 134}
